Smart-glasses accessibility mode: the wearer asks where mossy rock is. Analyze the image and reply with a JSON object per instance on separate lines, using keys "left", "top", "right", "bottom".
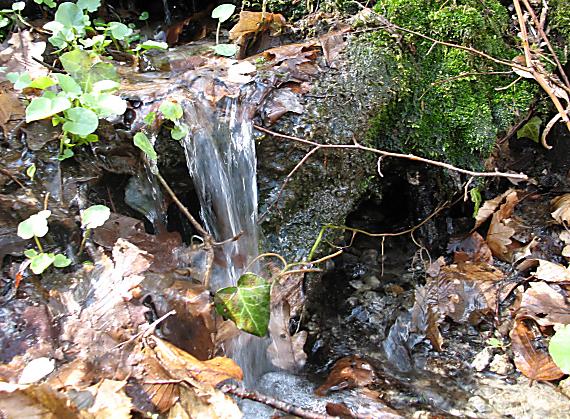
{"left": 366, "top": 0, "right": 538, "bottom": 168}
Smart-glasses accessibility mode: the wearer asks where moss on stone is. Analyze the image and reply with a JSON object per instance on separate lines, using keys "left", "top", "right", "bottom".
{"left": 551, "top": 0, "right": 570, "bottom": 42}
{"left": 366, "top": 0, "right": 538, "bottom": 168}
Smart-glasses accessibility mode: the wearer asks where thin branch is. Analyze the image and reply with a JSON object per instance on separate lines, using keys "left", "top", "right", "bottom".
{"left": 219, "top": 383, "right": 335, "bottom": 419}
{"left": 254, "top": 125, "right": 528, "bottom": 218}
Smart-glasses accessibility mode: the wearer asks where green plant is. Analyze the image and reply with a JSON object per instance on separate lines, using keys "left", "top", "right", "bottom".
{"left": 9, "top": 48, "right": 126, "bottom": 160}
{"left": 78, "top": 204, "right": 110, "bottom": 254}
{"left": 34, "top": 0, "right": 57, "bottom": 7}
{"left": 549, "top": 324, "right": 570, "bottom": 374}
{"left": 17, "top": 210, "right": 71, "bottom": 274}
{"left": 0, "top": 2, "right": 27, "bottom": 41}
{"left": 211, "top": 4, "right": 238, "bottom": 57}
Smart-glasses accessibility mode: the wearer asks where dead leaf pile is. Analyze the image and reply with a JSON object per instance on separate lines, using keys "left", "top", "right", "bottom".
{"left": 0, "top": 239, "right": 244, "bottom": 418}
{"left": 229, "top": 11, "right": 287, "bottom": 59}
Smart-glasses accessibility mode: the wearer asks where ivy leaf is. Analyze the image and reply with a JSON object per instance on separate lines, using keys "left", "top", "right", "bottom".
{"left": 80, "top": 204, "right": 110, "bottom": 229}
{"left": 159, "top": 100, "right": 183, "bottom": 122}
{"left": 62, "top": 107, "right": 98, "bottom": 136}
{"left": 213, "top": 43, "right": 238, "bottom": 57}
{"left": 30, "top": 253, "right": 55, "bottom": 275}
{"left": 517, "top": 116, "right": 542, "bottom": 143}
{"left": 214, "top": 272, "right": 271, "bottom": 337}
{"left": 53, "top": 253, "right": 72, "bottom": 268}
{"left": 26, "top": 96, "right": 72, "bottom": 122}
{"left": 17, "top": 210, "right": 51, "bottom": 239}
{"left": 549, "top": 324, "right": 570, "bottom": 374}
{"left": 211, "top": 4, "right": 236, "bottom": 23}
{"left": 133, "top": 132, "right": 157, "bottom": 161}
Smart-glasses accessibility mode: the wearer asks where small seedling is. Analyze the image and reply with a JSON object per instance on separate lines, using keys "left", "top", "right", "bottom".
{"left": 211, "top": 4, "right": 238, "bottom": 57}
{"left": 17, "top": 210, "right": 71, "bottom": 274}
{"left": 78, "top": 204, "right": 111, "bottom": 255}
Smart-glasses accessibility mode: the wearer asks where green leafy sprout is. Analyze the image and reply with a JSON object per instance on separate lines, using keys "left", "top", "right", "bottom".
{"left": 211, "top": 4, "right": 238, "bottom": 57}
{"left": 78, "top": 204, "right": 111, "bottom": 255}
{"left": 17, "top": 210, "right": 71, "bottom": 275}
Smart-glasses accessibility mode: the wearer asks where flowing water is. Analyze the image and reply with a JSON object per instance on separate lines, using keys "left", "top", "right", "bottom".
{"left": 180, "top": 92, "right": 271, "bottom": 384}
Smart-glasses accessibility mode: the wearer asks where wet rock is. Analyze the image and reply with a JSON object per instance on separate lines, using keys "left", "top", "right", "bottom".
{"left": 489, "top": 354, "right": 514, "bottom": 376}
{"left": 471, "top": 347, "right": 492, "bottom": 372}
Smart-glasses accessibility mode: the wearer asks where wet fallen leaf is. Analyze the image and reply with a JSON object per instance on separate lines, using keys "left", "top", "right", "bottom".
{"left": 0, "top": 84, "right": 25, "bottom": 131}
{"left": 448, "top": 232, "right": 493, "bottom": 264}
{"left": 0, "top": 31, "right": 48, "bottom": 84}
{"left": 319, "top": 25, "right": 351, "bottom": 68}
{"left": 517, "top": 281, "right": 570, "bottom": 326}
{"left": 315, "top": 356, "right": 375, "bottom": 396}
{"left": 267, "top": 301, "right": 307, "bottom": 371}
{"left": 510, "top": 320, "right": 564, "bottom": 381}
{"left": 85, "top": 379, "right": 132, "bottom": 418}
{"left": 261, "top": 87, "right": 304, "bottom": 125}
{"left": 551, "top": 194, "right": 570, "bottom": 226}
{"left": 229, "top": 11, "right": 287, "bottom": 58}
{"left": 145, "top": 335, "right": 243, "bottom": 387}
{"left": 474, "top": 188, "right": 516, "bottom": 229}
{"left": 168, "top": 384, "right": 242, "bottom": 419}
{"left": 533, "top": 259, "right": 570, "bottom": 283}
{"left": 560, "top": 230, "right": 570, "bottom": 259}
{"left": 486, "top": 190, "right": 521, "bottom": 261}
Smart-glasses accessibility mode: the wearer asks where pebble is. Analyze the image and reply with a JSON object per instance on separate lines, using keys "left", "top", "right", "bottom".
{"left": 471, "top": 348, "right": 492, "bottom": 371}
{"left": 489, "top": 354, "right": 514, "bottom": 375}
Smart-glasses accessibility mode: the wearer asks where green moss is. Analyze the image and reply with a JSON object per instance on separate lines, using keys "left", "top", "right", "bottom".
{"left": 366, "top": 0, "right": 537, "bottom": 168}
{"left": 551, "top": 0, "right": 570, "bottom": 42}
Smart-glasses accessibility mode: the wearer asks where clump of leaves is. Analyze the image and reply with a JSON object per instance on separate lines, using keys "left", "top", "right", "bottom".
{"left": 8, "top": 48, "right": 126, "bottom": 160}
{"left": 211, "top": 4, "right": 238, "bottom": 57}
{"left": 17, "top": 210, "right": 71, "bottom": 274}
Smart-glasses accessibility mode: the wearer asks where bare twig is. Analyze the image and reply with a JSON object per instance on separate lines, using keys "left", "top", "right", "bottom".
{"left": 219, "top": 383, "right": 335, "bottom": 419}
{"left": 254, "top": 125, "right": 528, "bottom": 219}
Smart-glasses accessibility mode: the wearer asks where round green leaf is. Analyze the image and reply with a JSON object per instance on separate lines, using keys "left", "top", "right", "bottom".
{"left": 30, "top": 253, "right": 55, "bottom": 275}
{"left": 171, "top": 122, "right": 189, "bottom": 140}
{"left": 213, "top": 43, "right": 238, "bottom": 57}
{"left": 159, "top": 100, "right": 183, "bottom": 122}
{"left": 77, "top": 0, "right": 101, "bottom": 12}
{"left": 24, "top": 249, "right": 38, "bottom": 258}
{"left": 8, "top": 72, "right": 32, "bottom": 90}
{"left": 53, "top": 254, "right": 72, "bottom": 268}
{"left": 26, "top": 163, "right": 36, "bottom": 180}
{"left": 28, "top": 76, "right": 56, "bottom": 90}
{"left": 211, "top": 4, "right": 236, "bottom": 23}
{"left": 214, "top": 272, "right": 271, "bottom": 337}
{"left": 133, "top": 132, "right": 157, "bottom": 161}
{"left": 81, "top": 93, "right": 127, "bottom": 117}
{"left": 549, "top": 324, "right": 570, "bottom": 374}
{"left": 62, "top": 107, "right": 98, "bottom": 136}
{"left": 54, "top": 2, "right": 85, "bottom": 29}
{"left": 17, "top": 210, "right": 51, "bottom": 240}
{"left": 12, "top": 2, "right": 26, "bottom": 11}
{"left": 108, "top": 21, "right": 133, "bottom": 40}
{"left": 80, "top": 204, "right": 110, "bottom": 229}
{"left": 135, "top": 40, "right": 168, "bottom": 51}
{"left": 26, "top": 96, "right": 72, "bottom": 122}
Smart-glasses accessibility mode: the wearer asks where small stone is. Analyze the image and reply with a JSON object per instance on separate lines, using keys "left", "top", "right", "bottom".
{"left": 364, "top": 275, "right": 381, "bottom": 289}
{"left": 471, "top": 348, "right": 492, "bottom": 371}
{"left": 468, "top": 396, "right": 490, "bottom": 413}
{"left": 489, "top": 354, "right": 514, "bottom": 375}
{"left": 559, "top": 377, "right": 570, "bottom": 398}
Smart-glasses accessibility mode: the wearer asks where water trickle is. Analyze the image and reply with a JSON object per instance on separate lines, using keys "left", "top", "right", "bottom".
{"left": 181, "top": 93, "right": 270, "bottom": 383}
{"left": 162, "top": 0, "right": 172, "bottom": 25}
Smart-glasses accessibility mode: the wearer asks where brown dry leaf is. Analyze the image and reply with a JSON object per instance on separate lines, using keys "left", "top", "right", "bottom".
{"left": 262, "top": 42, "right": 319, "bottom": 64}
{"left": 261, "top": 87, "right": 304, "bottom": 125}
{"left": 86, "top": 379, "right": 132, "bottom": 418}
{"left": 551, "top": 194, "right": 570, "bottom": 226}
{"left": 0, "top": 382, "right": 89, "bottom": 418}
{"left": 229, "top": 11, "right": 286, "bottom": 42}
{"left": 517, "top": 281, "right": 570, "bottom": 326}
{"left": 486, "top": 190, "right": 520, "bottom": 261}
{"left": 474, "top": 189, "right": 516, "bottom": 229}
{"left": 0, "top": 31, "right": 48, "bottom": 84}
{"left": 533, "top": 259, "right": 570, "bottom": 283}
{"left": 448, "top": 232, "right": 493, "bottom": 264}
{"left": 145, "top": 335, "right": 243, "bottom": 387}
{"left": 0, "top": 84, "right": 25, "bottom": 130}
{"left": 318, "top": 26, "right": 351, "bottom": 68}
{"left": 560, "top": 230, "right": 570, "bottom": 259}
{"left": 315, "top": 356, "right": 375, "bottom": 396}
{"left": 267, "top": 301, "right": 307, "bottom": 370}
{"left": 510, "top": 320, "right": 564, "bottom": 381}
{"left": 168, "top": 384, "right": 242, "bottom": 419}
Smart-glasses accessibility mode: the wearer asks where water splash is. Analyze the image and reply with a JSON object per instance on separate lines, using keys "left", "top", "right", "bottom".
{"left": 181, "top": 93, "right": 270, "bottom": 383}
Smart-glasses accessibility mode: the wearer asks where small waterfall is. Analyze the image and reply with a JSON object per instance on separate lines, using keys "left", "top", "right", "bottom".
{"left": 181, "top": 93, "right": 270, "bottom": 383}
{"left": 162, "top": 0, "right": 172, "bottom": 25}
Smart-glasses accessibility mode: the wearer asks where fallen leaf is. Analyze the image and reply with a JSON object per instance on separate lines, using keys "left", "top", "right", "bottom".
{"left": 315, "top": 356, "right": 375, "bottom": 396}
{"left": 474, "top": 189, "right": 515, "bottom": 229}
{"left": 533, "top": 260, "right": 570, "bottom": 283}
{"left": 486, "top": 190, "right": 520, "bottom": 261}
{"left": 0, "top": 84, "right": 25, "bottom": 131}
{"left": 517, "top": 281, "right": 570, "bottom": 326}
{"left": 510, "top": 320, "right": 564, "bottom": 381}
{"left": 551, "top": 194, "right": 570, "bottom": 226}
{"left": 261, "top": 87, "right": 304, "bottom": 125}
{"left": 145, "top": 335, "right": 243, "bottom": 387}
{"left": 0, "top": 31, "right": 48, "bottom": 84}
{"left": 448, "top": 232, "right": 493, "bottom": 264}
{"left": 319, "top": 26, "right": 351, "bottom": 68}
{"left": 86, "top": 379, "right": 132, "bottom": 418}
{"left": 18, "top": 357, "right": 55, "bottom": 384}
{"left": 267, "top": 301, "right": 307, "bottom": 371}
